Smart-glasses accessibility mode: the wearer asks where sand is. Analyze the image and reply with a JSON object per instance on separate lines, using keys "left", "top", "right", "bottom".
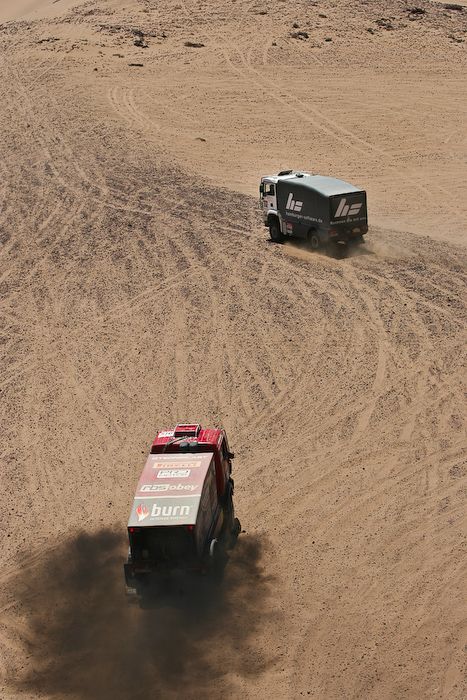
{"left": 0, "top": 0, "right": 466, "bottom": 698}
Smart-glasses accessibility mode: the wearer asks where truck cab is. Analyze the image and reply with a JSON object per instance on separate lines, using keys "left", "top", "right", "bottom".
{"left": 260, "top": 177, "right": 279, "bottom": 218}
{"left": 124, "top": 424, "right": 240, "bottom": 596}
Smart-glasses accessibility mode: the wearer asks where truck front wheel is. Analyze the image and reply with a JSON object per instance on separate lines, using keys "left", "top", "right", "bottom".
{"left": 269, "top": 219, "right": 284, "bottom": 243}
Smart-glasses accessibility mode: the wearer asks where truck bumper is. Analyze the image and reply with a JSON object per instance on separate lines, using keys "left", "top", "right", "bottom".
{"left": 328, "top": 225, "right": 367, "bottom": 243}
{"left": 124, "top": 560, "right": 204, "bottom": 587}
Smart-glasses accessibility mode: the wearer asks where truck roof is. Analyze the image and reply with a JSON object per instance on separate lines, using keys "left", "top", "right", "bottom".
{"left": 151, "top": 424, "right": 223, "bottom": 452}
{"left": 263, "top": 171, "right": 362, "bottom": 197}
{"left": 128, "top": 452, "right": 214, "bottom": 528}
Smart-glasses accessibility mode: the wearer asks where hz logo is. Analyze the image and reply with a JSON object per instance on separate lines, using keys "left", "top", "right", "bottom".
{"left": 334, "top": 198, "right": 362, "bottom": 218}
{"left": 286, "top": 193, "right": 303, "bottom": 212}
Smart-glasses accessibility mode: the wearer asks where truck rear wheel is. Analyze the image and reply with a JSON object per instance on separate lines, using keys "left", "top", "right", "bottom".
{"left": 310, "top": 232, "right": 320, "bottom": 250}
{"left": 209, "top": 538, "right": 219, "bottom": 561}
{"left": 269, "top": 219, "right": 284, "bottom": 243}
{"left": 233, "top": 517, "right": 241, "bottom": 539}
{"left": 208, "top": 538, "right": 227, "bottom": 580}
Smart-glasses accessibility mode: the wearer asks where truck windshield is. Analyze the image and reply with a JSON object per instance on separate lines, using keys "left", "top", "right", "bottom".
{"left": 131, "top": 526, "right": 196, "bottom": 563}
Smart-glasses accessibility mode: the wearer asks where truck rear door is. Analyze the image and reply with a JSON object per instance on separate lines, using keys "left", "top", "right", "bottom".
{"left": 129, "top": 526, "right": 196, "bottom": 565}
{"left": 330, "top": 191, "right": 367, "bottom": 226}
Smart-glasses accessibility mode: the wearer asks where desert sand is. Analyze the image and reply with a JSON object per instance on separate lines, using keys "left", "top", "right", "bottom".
{"left": 0, "top": 0, "right": 466, "bottom": 698}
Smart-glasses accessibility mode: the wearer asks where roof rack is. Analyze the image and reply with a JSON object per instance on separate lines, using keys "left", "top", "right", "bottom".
{"left": 278, "top": 169, "right": 293, "bottom": 176}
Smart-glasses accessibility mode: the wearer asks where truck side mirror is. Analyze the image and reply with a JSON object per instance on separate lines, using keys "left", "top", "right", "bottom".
{"left": 259, "top": 183, "right": 264, "bottom": 195}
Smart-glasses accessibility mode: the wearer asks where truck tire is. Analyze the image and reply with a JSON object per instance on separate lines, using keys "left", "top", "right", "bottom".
{"left": 269, "top": 219, "right": 284, "bottom": 243}
{"left": 310, "top": 232, "right": 320, "bottom": 250}
{"left": 233, "top": 517, "right": 241, "bottom": 539}
{"left": 209, "top": 538, "right": 225, "bottom": 568}
{"left": 209, "top": 538, "right": 218, "bottom": 560}
{"left": 208, "top": 538, "right": 226, "bottom": 580}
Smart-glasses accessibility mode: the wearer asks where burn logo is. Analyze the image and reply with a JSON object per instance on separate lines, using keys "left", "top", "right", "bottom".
{"left": 151, "top": 503, "right": 191, "bottom": 518}
{"left": 135, "top": 503, "right": 149, "bottom": 522}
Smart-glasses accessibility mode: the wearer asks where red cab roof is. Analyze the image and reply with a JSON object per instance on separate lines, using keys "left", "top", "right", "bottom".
{"left": 151, "top": 424, "right": 223, "bottom": 452}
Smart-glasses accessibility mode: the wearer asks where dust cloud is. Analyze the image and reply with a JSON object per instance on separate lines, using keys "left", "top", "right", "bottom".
{"left": 12, "top": 530, "right": 276, "bottom": 700}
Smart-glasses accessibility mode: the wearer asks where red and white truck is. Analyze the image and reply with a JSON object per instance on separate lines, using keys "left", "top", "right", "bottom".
{"left": 124, "top": 424, "right": 241, "bottom": 595}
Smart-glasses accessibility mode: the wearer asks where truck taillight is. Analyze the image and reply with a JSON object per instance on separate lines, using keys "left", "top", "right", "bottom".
{"left": 186, "top": 525, "right": 194, "bottom": 532}
{"left": 328, "top": 228, "right": 338, "bottom": 237}
{"left": 129, "top": 527, "right": 139, "bottom": 533}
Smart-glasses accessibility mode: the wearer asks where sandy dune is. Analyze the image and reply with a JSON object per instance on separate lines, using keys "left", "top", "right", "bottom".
{"left": 0, "top": 0, "right": 466, "bottom": 698}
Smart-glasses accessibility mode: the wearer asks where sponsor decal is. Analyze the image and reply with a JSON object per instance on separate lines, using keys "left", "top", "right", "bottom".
{"left": 152, "top": 461, "right": 200, "bottom": 471}
{"left": 140, "top": 483, "right": 198, "bottom": 493}
{"left": 334, "top": 198, "right": 362, "bottom": 218}
{"left": 151, "top": 503, "right": 191, "bottom": 518}
{"left": 158, "top": 430, "right": 175, "bottom": 438}
{"left": 156, "top": 469, "right": 191, "bottom": 478}
{"left": 129, "top": 496, "right": 199, "bottom": 526}
{"left": 136, "top": 503, "right": 149, "bottom": 522}
{"left": 286, "top": 192, "right": 303, "bottom": 213}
